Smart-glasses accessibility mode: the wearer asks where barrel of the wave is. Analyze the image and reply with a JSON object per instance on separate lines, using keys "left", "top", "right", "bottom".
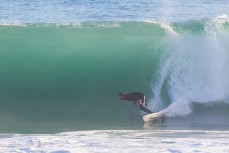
{"left": 0, "top": 22, "right": 166, "bottom": 132}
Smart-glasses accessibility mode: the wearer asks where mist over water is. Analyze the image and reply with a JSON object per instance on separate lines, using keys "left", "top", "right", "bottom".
{"left": 150, "top": 16, "right": 229, "bottom": 126}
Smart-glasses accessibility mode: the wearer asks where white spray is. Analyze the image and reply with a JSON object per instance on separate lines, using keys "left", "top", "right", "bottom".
{"left": 150, "top": 16, "right": 229, "bottom": 117}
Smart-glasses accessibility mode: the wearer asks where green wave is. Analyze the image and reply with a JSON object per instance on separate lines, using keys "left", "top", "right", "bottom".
{"left": 0, "top": 20, "right": 229, "bottom": 133}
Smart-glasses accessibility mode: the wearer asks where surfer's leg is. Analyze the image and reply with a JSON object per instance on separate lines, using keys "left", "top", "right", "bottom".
{"left": 140, "top": 97, "right": 147, "bottom": 107}
{"left": 143, "top": 96, "right": 147, "bottom": 106}
{"left": 139, "top": 103, "right": 152, "bottom": 114}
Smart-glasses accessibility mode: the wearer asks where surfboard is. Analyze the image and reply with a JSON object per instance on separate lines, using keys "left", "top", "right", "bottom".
{"left": 143, "top": 111, "right": 164, "bottom": 122}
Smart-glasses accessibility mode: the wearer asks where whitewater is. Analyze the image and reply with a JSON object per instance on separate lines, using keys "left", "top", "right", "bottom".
{"left": 1, "top": 130, "right": 229, "bottom": 153}
{"left": 1, "top": 0, "right": 229, "bottom": 153}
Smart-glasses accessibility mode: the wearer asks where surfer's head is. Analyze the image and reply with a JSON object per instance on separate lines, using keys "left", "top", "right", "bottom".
{"left": 118, "top": 92, "right": 125, "bottom": 100}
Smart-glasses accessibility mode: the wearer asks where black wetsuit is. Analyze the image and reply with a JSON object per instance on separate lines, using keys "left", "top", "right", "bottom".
{"left": 123, "top": 92, "right": 145, "bottom": 102}
{"left": 123, "top": 92, "right": 152, "bottom": 114}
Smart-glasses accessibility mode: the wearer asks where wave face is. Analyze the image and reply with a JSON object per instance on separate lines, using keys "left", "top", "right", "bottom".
{"left": 0, "top": 17, "right": 229, "bottom": 132}
{"left": 0, "top": 22, "right": 164, "bottom": 133}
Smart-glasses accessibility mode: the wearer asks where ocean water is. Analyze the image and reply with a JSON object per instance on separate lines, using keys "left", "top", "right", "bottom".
{"left": 1, "top": 0, "right": 229, "bottom": 152}
{"left": 1, "top": 130, "right": 229, "bottom": 153}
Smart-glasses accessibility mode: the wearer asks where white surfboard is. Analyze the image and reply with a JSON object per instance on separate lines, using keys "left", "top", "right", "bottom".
{"left": 143, "top": 96, "right": 190, "bottom": 122}
{"left": 143, "top": 111, "right": 164, "bottom": 123}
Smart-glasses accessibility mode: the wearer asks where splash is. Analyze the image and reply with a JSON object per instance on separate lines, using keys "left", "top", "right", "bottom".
{"left": 151, "top": 17, "right": 229, "bottom": 117}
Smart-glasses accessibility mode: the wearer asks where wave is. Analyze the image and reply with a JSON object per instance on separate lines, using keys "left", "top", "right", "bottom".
{"left": 0, "top": 17, "right": 229, "bottom": 132}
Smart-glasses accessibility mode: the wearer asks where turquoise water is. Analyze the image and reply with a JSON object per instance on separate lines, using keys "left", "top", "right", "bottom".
{"left": 0, "top": 1, "right": 229, "bottom": 134}
{"left": 0, "top": 20, "right": 229, "bottom": 133}
{"left": 0, "top": 22, "right": 166, "bottom": 133}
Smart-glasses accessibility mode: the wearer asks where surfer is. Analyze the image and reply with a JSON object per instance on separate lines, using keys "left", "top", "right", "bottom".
{"left": 118, "top": 92, "right": 153, "bottom": 114}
